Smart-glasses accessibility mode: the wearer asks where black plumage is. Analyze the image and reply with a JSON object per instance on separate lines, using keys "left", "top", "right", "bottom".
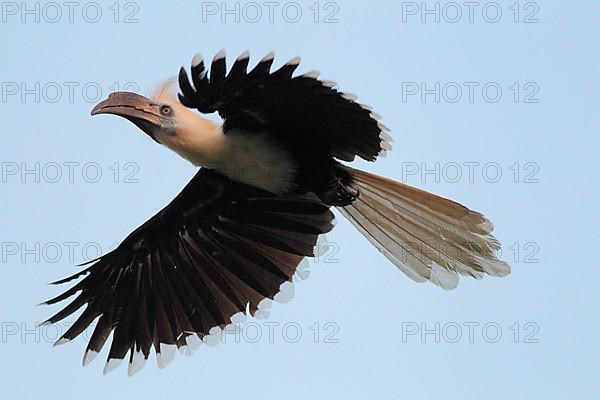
{"left": 178, "top": 52, "right": 388, "bottom": 205}
{"left": 43, "top": 169, "right": 334, "bottom": 372}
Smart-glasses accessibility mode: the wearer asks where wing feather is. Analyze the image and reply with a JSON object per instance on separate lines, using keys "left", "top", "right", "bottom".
{"left": 177, "top": 51, "right": 388, "bottom": 162}
{"left": 44, "top": 169, "right": 334, "bottom": 374}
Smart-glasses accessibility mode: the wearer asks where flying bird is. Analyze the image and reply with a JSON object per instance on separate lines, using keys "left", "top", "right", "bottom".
{"left": 42, "top": 50, "right": 510, "bottom": 375}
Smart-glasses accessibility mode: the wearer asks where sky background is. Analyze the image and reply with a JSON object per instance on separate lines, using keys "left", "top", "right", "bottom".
{"left": 0, "top": 0, "right": 598, "bottom": 398}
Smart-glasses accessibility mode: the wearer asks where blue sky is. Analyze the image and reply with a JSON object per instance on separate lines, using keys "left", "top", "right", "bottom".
{"left": 0, "top": 1, "right": 598, "bottom": 398}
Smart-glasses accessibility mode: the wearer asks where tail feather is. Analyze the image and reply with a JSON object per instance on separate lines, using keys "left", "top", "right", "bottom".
{"left": 338, "top": 167, "right": 510, "bottom": 290}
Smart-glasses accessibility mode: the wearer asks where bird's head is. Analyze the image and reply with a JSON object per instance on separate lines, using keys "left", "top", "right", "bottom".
{"left": 91, "top": 86, "right": 181, "bottom": 143}
{"left": 91, "top": 79, "right": 215, "bottom": 143}
{"left": 91, "top": 80, "right": 222, "bottom": 166}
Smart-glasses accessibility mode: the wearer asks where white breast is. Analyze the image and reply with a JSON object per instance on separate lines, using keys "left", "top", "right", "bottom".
{"left": 156, "top": 122, "right": 297, "bottom": 194}
{"left": 217, "top": 130, "right": 298, "bottom": 194}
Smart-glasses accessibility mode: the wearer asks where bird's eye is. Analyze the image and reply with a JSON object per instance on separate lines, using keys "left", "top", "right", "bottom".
{"left": 160, "top": 105, "right": 172, "bottom": 116}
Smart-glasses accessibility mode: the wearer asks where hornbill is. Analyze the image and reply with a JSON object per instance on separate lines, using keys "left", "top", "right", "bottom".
{"left": 42, "top": 50, "right": 510, "bottom": 375}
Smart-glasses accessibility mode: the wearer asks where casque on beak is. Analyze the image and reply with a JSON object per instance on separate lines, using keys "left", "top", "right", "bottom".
{"left": 91, "top": 92, "right": 173, "bottom": 142}
{"left": 91, "top": 92, "right": 160, "bottom": 120}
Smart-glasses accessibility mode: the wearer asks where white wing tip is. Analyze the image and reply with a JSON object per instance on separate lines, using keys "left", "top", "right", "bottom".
{"left": 293, "top": 259, "right": 311, "bottom": 281}
{"left": 231, "top": 311, "right": 247, "bottom": 324}
{"left": 103, "top": 358, "right": 122, "bottom": 375}
{"left": 378, "top": 123, "right": 391, "bottom": 133}
{"left": 213, "top": 49, "right": 226, "bottom": 62}
{"left": 192, "top": 53, "right": 204, "bottom": 67}
{"left": 302, "top": 70, "right": 320, "bottom": 79}
{"left": 342, "top": 92, "right": 358, "bottom": 101}
{"left": 274, "top": 281, "right": 295, "bottom": 304}
{"left": 370, "top": 112, "right": 383, "bottom": 121}
{"left": 380, "top": 140, "right": 393, "bottom": 151}
{"left": 313, "top": 234, "right": 329, "bottom": 258}
{"left": 156, "top": 343, "right": 176, "bottom": 368}
{"left": 82, "top": 350, "right": 98, "bottom": 367}
{"left": 255, "top": 298, "right": 273, "bottom": 319}
{"left": 237, "top": 50, "right": 250, "bottom": 61}
{"left": 261, "top": 51, "right": 275, "bottom": 62}
{"left": 380, "top": 131, "right": 393, "bottom": 143}
{"left": 178, "top": 345, "right": 194, "bottom": 357}
{"left": 185, "top": 333, "right": 203, "bottom": 351}
{"left": 127, "top": 350, "right": 147, "bottom": 377}
{"left": 286, "top": 56, "right": 301, "bottom": 66}
{"left": 203, "top": 327, "right": 223, "bottom": 347}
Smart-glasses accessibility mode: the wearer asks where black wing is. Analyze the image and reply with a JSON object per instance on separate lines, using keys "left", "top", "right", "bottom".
{"left": 177, "top": 51, "right": 391, "bottom": 162}
{"left": 42, "top": 168, "right": 334, "bottom": 375}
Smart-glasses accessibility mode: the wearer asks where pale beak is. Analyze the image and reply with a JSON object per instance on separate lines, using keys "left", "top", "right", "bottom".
{"left": 92, "top": 92, "right": 161, "bottom": 124}
{"left": 91, "top": 92, "right": 167, "bottom": 142}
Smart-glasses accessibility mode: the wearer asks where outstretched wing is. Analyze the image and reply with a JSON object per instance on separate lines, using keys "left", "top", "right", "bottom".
{"left": 177, "top": 51, "right": 392, "bottom": 162}
{"left": 42, "top": 168, "right": 334, "bottom": 375}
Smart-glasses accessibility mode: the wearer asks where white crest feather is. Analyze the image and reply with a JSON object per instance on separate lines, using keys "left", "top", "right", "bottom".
{"left": 151, "top": 77, "right": 178, "bottom": 102}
